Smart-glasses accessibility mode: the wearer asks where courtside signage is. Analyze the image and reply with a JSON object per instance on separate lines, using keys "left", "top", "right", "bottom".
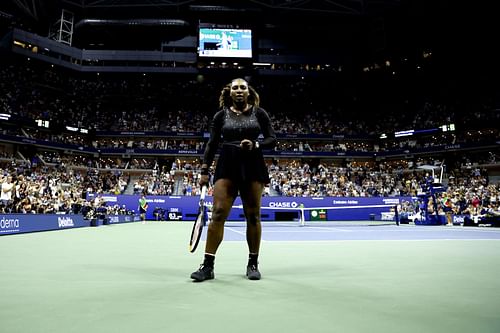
{"left": 0, "top": 216, "right": 20, "bottom": 234}
{"left": 85, "top": 194, "right": 415, "bottom": 222}
{"left": 0, "top": 214, "right": 89, "bottom": 235}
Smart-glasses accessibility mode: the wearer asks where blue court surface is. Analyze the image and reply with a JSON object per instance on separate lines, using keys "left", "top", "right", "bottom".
{"left": 222, "top": 223, "right": 500, "bottom": 241}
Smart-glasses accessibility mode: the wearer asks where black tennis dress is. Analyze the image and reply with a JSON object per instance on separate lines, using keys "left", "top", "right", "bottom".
{"left": 203, "top": 106, "right": 277, "bottom": 184}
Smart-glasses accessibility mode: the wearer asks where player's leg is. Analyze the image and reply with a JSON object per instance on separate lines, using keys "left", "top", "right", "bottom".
{"left": 205, "top": 178, "right": 238, "bottom": 253}
{"left": 191, "top": 178, "right": 237, "bottom": 281}
{"left": 239, "top": 181, "right": 265, "bottom": 280}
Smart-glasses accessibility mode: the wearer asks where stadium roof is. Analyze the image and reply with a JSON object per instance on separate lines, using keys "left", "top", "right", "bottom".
{"left": 0, "top": 1, "right": 420, "bottom": 49}
{"left": 0, "top": 0, "right": 495, "bottom": 69}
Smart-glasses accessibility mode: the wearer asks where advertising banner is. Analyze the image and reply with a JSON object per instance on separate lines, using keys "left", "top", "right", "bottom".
{"left": 87, "top": 194, "right": 415, "bottom": 222}
{"left": 0, "top": 214, "right": 90, "bottom": 235}
{"left": 106, "top": 214, "right": 142, "bottom": 224}
{"left": 310, "top": 209, "right": 327, "bottom": 221}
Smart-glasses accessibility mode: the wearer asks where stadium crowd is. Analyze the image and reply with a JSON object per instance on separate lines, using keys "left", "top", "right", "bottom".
{"left": 0, "top": 56, "right": 499, "bottom": 223}
{"left": 1, "top": 58, "right": 498, "bottom": 140}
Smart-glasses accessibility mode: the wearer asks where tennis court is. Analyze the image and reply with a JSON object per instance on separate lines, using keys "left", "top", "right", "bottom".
{"left": 1, "top": 222, "right": 500, "bottom": 333}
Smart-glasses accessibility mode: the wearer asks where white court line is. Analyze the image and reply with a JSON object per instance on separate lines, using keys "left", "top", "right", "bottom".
{"left": 393, "top": 226, "right": 500, "bottom": 234}
{"left": 271, "top": 226, "right": 500, "bottom": 234}
{"left": 225, "top": 227, "right": 246, "bottom": 236}
{"left": 328, "top": 229, "right": 500, "bottom": 233}
{"left": 264, "top": 228, "right": 352, "bottom": 233}
{"left": 223, "top": 223, "right": 500, "bottom": 234}
{"left": 303, "top": 226, "right": 353, "bottom": 232}
{"left": 224, "top": 225, "right": 354, "bottom": 232}
{"left": 263, "top": 238, "right": 500, "bottom": 243}
{"left": 439, "top": 228, "right": 500, "bottom": 234}
{"left": 224, "top": 225, "right": 352, "bottom": 233}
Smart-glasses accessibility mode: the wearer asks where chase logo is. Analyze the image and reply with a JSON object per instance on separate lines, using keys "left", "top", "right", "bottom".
{"left": 269, "top": 201, "right": 298, "bottom": 208}
{"left": 58, "top": 217, "right": 75, "bottom": 228}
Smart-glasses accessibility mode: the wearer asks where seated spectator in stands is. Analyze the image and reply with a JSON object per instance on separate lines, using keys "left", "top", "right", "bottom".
{"left": 482, "top": 203, "right": 500, "bottom": 217}
{"left": 20, "top": 197, "right": 33, "bottom": 214}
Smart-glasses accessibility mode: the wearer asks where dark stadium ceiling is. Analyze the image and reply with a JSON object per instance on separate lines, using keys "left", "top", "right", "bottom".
{"left": 1, "top": 0, "right": 494, "bottom": 66}
{"left": 3, "top": 0, "right": 402, "bottom": 21}
{"left": 0, "top": 0, "right": 402, "bottom": 50}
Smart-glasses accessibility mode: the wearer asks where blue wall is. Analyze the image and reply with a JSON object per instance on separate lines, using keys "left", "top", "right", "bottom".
{"left": 0, "top": 214, "right": 144, "bottom": 235}
{"left": 0, "top": 214, "right": 90, "bottom": 235}
{"left": 88, "top": 194, "right": 414, "bottom": 222}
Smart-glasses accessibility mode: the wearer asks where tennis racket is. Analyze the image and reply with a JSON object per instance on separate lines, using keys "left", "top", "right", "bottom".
{"left": 189, "top": 185, "right": 208, "bottom": 253}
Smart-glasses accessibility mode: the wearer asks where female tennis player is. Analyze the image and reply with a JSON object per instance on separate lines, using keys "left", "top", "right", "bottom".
{"left": 190, "top": 78, "right": 277, "bottom": 282}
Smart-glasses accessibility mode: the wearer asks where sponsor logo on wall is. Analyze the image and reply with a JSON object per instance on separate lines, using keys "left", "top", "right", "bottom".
{"left": 109, "top": 216, "right": 120, "bottom": 223}
{"left": 310, "top": 209, "right": 327, "bottom": 221}
{"left": 332, "top": 200, "right": 359, "bottom": 205}
{"left": 0, "top": 216, "right": 20, "bottom": 233}
{"left": 381, "top": 212, "right": 395, "bottom": 221}
{"left": 58, "top": 216, "right": 75, "bottom": 228}
{"left": 268, "top": 201, "right": 299, "bottom": 208}
{"left": 383, "top": 198, "right": 400, "bottom": 205}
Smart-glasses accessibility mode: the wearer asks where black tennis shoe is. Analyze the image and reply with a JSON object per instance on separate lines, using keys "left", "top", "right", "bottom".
{"left": 246, "top": 264, "right": 261, "bottom": 280}
{"left": 190, "top": 265, "right": 214, "bottom": 282}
